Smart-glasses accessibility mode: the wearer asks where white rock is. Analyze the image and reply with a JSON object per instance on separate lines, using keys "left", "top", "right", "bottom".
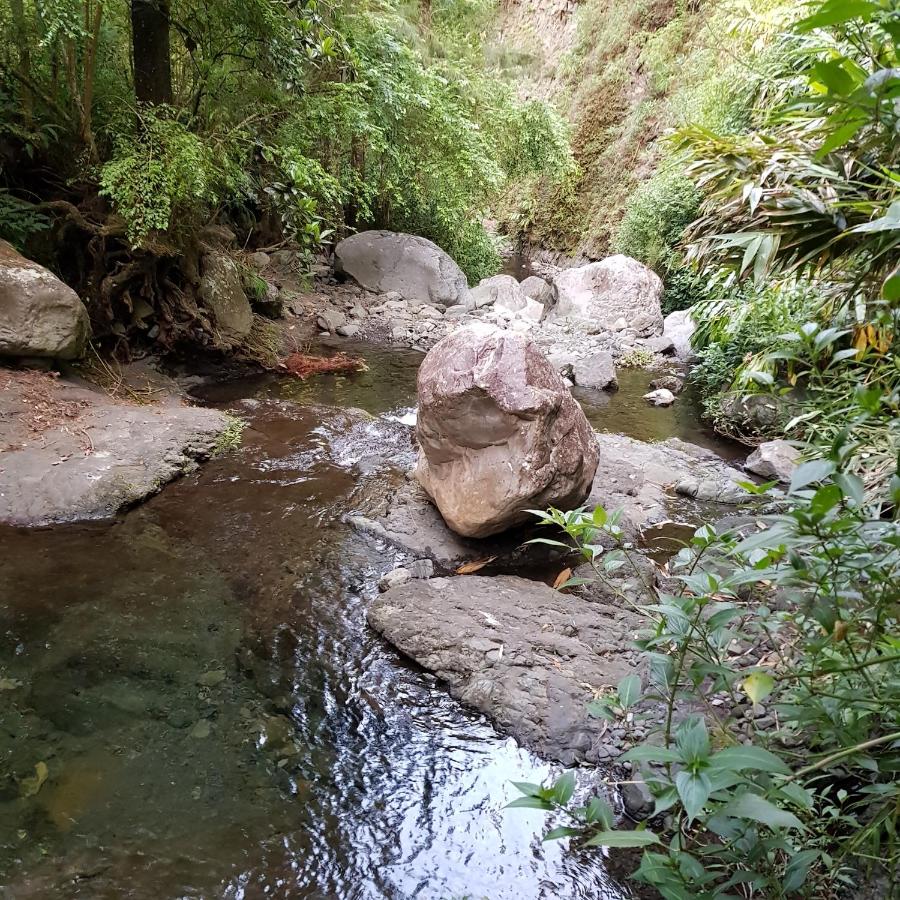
{"left": 745, "top": 440, "right": 800, "bottom": 484}
{"left": 643, "top": 389, "right": 676, "bottom": 407}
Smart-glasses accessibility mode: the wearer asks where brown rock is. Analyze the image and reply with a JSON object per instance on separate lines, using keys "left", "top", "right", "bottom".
{"left": 414, "top": 323, "right": 599, "bottom": 538}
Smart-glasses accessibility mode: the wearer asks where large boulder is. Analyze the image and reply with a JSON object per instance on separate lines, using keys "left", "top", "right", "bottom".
{"left": 198, "top": 252, "right": 253, "bottom": 343}
{"left": 334, "top": 230, "right": 471, "bottom": 308}
{"left": 470, "top": 274, "right": 527, "bottom": 312}
{"left": 0, "top": 240, "right": 90, "bottom": 359}
{"left": 520, "top": 275, "right": 552, "bottom": 304}
{"left": 414, "top": 323, "right": 599, "bottom": 538}
{"left": 664, "top": 308, "right": 696, "bottom": 359}
{"left": 745, "top": 439, "right": 800, "bottom": 484}
{"left": 550, "top": 255, "right": 663, "bottom": 336}
{"left": 572, "top": 351, "right": 617, "bottom": 391}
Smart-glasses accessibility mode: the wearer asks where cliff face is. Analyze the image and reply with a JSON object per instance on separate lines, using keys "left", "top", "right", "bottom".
{"left": 494, "top": 0, "right": 717, "bottom": 262}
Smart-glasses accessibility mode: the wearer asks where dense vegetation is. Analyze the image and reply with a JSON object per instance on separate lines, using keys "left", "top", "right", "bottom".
{"left": 0, "top": 0, "right": 570, "bottom": 354}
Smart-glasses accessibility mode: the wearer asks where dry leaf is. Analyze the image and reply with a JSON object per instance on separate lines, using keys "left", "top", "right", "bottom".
{"left": 553, "top": 568, "right": 573, "bottom": 590}
{"left": 456, "top": 556, "right": 496, "bottom": 575}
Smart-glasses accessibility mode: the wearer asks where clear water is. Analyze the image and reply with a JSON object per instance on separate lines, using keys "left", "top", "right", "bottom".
{"left": 0, "top": 347, "right": 736, "bottom": 898}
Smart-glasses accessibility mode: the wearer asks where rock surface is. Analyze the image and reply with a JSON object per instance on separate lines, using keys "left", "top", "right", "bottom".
{"left": 334, "top": 231, "right": 471, "bottom": 308}
{"left": 550, "top": 255, "right": 664, "bottom": 336}
{"left": 520, "top": 275, "right": 552, "bottom": 304}
{"left": 0, "top": 370, "right": 231, "bottom": 526}
{"left": 368, "top": 575, "right": 641, "bottom": 764}
{"left": 0, "top": 240, "right": 90, "bottom": 359}
{"left": 663, "top": 309, "right": 696, "bottom": 360}
{"left": 470, "top": 274, "right": 527, "bottom": 312}
{"left": 198, "top": 252, "right": 253, "bottom": 343}
{"left": 588, "top": 434, "right": 749, "bottom": 536}
{"left": 414, "top": 324, "right": 599, "bottom": 537}
{"left": 745, "top": 439, "right": 800, "bottom": 484}
{"left": 572, "top": 351, "right": 617, "bottom": 391}
{"left": 644, "top": 388, "right": 676, "bottom": 407}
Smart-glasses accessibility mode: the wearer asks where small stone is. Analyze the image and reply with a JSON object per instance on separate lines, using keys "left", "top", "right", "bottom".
{"left": 643, "top": 388, "right": 676, "bottom": 407}
{"left": 349, "top": 305, "right": 368, "bottom": 319}
{"left": 249, "top": 251, "right": 270, "bottom": 270}
{"left": 378, "top": 567, "right": 412, "bottom": 592}
{"left": 190, "top": 720, "right": 211, "bottom": 739}
{"left": 316, "top": 310, "right": 346, "bottom": 333}
{"left": 622, "top": 777, "right": 654, "bottom": 821}
{"left": 648, "top": 375, "right": 684, "bottom": 395}
{"left": 336, "top": 323, "right": 361, "bottom": 338}
{"left": 197, "top": 669, "right": 227, "bottom": 688}
{"left": 644, "top": 335, "right": 675, "bottom": 355}
{"left": 745, "top": 440, "right": 800, "bottom": 484}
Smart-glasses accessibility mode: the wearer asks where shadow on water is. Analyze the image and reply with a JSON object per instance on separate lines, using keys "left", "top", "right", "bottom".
{"left": 0, "top": 345, "right": 741, "bottom": 898}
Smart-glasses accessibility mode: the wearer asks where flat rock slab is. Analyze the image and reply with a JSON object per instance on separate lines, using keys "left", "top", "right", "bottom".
{"left": 0, "top": 371, "right": 230, "bottom": 526}
{"left": 590, "top": 434, "right": 748, "bottom": 535}
{"left": 369, "top": 574, "right": 641, "bottom": 765}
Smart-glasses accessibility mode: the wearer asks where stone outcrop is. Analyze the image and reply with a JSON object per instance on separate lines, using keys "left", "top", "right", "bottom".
{"left": 368, "top": 574, "right": 643, "bottom": 765}
{"left": 334, "top": 230, "right": 471, "bottom": 308}
{"left": 470, "top": 274, "right": 527, "bottom": 312}
{"left": 198, "top": 252, "right": 253, "bottom": 343}
{"left": 572, "top": 351, "right": 617, "bottom": 391}
{"left": 0, "top": 240, "right": 90, "bottom": 359}
{"left": 663, "top": 309, "right": 696, "bottom": 359}
{"left": 0, "top": 370, "right": 232, "bottom": 526}
{"left": 745, "top": 439, "right": 800, "bottom": 484}
{"left": 520, "top": 275, "right": 552, "bottom": 304}
{"left": 414, "top": 323, "right": 599, "bottom": 537}
{"left": 550, "top": 255, "right": 664, "bottom": 336}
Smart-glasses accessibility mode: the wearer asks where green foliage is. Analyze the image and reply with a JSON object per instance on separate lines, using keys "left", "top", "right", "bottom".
{"left": 0, "top": 190, "right": 49, "bottom": 248}
{"left": 517, "top": 389, "right": 900, "bottom": 895}
{"left": 615, "top": 167, "right": 701, "bottom": 269}
{"left": 99, "top": 109, "right": 243, "bottom": 246}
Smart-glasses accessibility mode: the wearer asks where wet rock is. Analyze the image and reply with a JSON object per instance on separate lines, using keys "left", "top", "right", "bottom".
{"left": 663, "top": 309, "right": 696, "bottom": 359}
{"left": 335, "top": 323, "right": 361, "bottom": 338}
{"left": 415, "top": 323, "right": 599, "bottom": 538}
{"left": 368, "top": 575, "right": 639, "bottom": 764}
{"left": 0, "top": 240, "right": 90, "bottom": 359}
{"left": 648, "top": 375, "right": 684, "bottom": 395}
{"left": 550, "top": 256, "right": 663, "bottom": 337}
{"left": 573, "top": 351, "right": 617, "bottom": 391}
{"left": 334, "top": 230, "right": 471, "bottom": 308}
{"left": 316, "top": 309, "right": 346, "bottom": 333}
{"left": 198, "top": 252, "right": 253, "bottom": 343}
{"left": 253, "top": 283, "right": 283, "bottom": 319}
{"left": 588, "top": 434, "right": 749, "bottom": 536}
{"left": 378, "top": 559, "right": 433, "bottom": 592}
{"left": 622, "top": 777, "right": 654, "bottom": 821}
{"left": 520, "top": 275, "right": 552, "bottom": 304}
{"left": 745, "top": 439, "right": 800, "bottom": 484}
{"left": 0, "top": 373, "right": 232, "bottom": 526}
{"left": 720, "top": 393, "right": 783, "bottom": 431}
{"left": 643, "top": 388, "right": 676, "bottom": 407}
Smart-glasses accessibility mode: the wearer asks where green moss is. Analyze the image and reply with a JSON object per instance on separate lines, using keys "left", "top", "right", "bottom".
{"left": 213, "top": 415, "right": 246, "bottom": 456}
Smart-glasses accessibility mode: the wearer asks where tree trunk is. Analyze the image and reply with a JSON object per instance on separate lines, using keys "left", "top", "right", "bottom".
{"left": 131, "top": 0, "right": 173, "bottom": 105}
{"left": 419, "top": 0, "right": 432, "bottom": 30}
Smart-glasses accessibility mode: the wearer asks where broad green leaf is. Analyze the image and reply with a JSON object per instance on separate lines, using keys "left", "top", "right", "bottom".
{"left": 621, "top": 744, "right": 681, "bottom": 765}
{"left": 543, "top": 826, "right": 581, "bottom": 841}
{"left": 741, "top": 671, "right": 775, "bottom": 704}
{"left": 784, "top": 849, "right": 820, "bottom": 892}
{"left": 884, "top": 265, "right": 900, "bottom": 302}
{"left": 505, "top": 796, "right": 555, "bottom": 811}
{"left": 587, "top": 699, "right": 615, "bottom": 721}
{"left": 796, "top": 0, "right": 879, "bottom": 32}
{"left": 511, "top": 781, "right": 544, "bottom": 798}
{"left": 834, "top": 472, "right": 865, "bottom": 506}
{"left": 726, "top": 792, "right": 804, "bottom": 830}
{"left": 809, "top": 483, "right": 843, "bottom": 518}
{"left": 617, "top": 673, "right": 642, "bottom": 710}
{"left": 553, "top": 771, "right": 576, "bottom": 806}
{"left": 789, "top": 459, "right": 835, "bottom": 492}
{"left": 584, "top": 829, "right": 660, "bottom": 848}
{"left": 817, "top": 115, "right": 866, "bottom": 155}
{"left": 675, "top": 717, "right": 710, "bottom": 765}
{"left": 675, "top": 771, "right": 711, "bottom": 822}
{"left": 709, "top": 745, "right": 790, "bottom": 775}
{"left": 584, "top": 796, "right": 614, "bottom": 828}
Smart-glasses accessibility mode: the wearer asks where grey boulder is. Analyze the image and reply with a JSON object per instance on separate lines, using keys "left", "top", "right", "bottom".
{"left": 198, "top": 252, "right": 253, "bottom": 343}
{"left": 470, "top": 274, "right": 527, "bottom": 312}
{"left": 415, "top": 323, "right": 599, "bottom": 538}
{"left": 0, "top": 240, "right": 90, "bottom": 359}
{"left": 334, "top": 230, "right": 471, "bottom": 308}
{"left": 745, "top": 439, "right": 800, "bottom": 484}
{"left": 573, "top": 351, "right": 618, "bottom": 391}
{"left": 520, "top": 275, "right": 552, "bottom": 304}
{"left": 644, "top": 388, "right": 676, "bottom": 406}
{"left": 550, "top": 255, "right": 664, "bottom": 337}
{"left": 664, "top": 309, "right": 696, "bottom": 359}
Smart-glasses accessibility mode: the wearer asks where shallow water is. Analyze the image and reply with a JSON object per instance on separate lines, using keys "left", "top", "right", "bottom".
{"left": 0, "top": 347, "right": 737, "bottom": 899}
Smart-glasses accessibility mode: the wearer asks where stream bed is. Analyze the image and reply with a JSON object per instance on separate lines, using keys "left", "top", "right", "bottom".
{"left": 0, "top": 347, "right": 738, "bottom": 899}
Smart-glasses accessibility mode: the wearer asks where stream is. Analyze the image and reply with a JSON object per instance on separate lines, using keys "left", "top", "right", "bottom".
{"left": 0, "top": 347, "right": 737, "bottom": 899}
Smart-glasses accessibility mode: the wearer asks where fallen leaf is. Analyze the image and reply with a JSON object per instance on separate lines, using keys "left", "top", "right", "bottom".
{"left": 553, "top": 568, "right": 573, "bottom": 590}
{"left": 456, "top": 556, "right": 496, "bottom": 575}
{"left": 20, "top": 762, "right": 49, "bottom": 798}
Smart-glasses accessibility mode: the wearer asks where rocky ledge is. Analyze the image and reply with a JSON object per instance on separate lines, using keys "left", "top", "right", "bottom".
{"left": 368, "top": 573, "right": 649, "bottom": 765}
{"left": 0, "top": 369, "right": 232, "bottom": 526}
